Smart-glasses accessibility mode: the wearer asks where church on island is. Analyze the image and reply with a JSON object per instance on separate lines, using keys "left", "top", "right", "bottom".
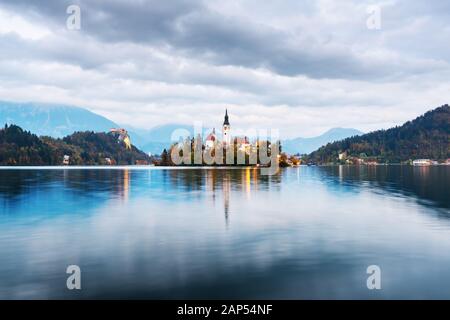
{"left": 204, "top": 109, "right": 251, "bottom": 152}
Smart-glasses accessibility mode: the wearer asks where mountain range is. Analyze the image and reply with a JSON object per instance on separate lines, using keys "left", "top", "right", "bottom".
{"left": 0, "top": 101, "right": 118, "bottom": 138}
{"left": 0, "top": 100, "right": 363, "bottom": 155}
{"left": 282, "top": 128, "right": 363, "bottom": 154}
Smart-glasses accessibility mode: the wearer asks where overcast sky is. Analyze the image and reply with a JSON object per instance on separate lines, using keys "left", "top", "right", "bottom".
{"left": 0, "top": 0, "right": 449, "bottom": 137}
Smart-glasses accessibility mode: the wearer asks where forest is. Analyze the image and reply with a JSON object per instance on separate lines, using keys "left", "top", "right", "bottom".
{"left": 0, "top": 124, "right": 151, "bottom": 165}
{"left": 307, "top": 104, "right": 450, "bottom": 164}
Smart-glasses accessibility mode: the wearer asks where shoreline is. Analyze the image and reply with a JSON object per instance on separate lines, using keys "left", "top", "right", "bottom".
{"left": 0, "top": 165, "right": 264, "bottom": 170}
{"left": 0, "top": 164, "right": 448, "bottom": 170}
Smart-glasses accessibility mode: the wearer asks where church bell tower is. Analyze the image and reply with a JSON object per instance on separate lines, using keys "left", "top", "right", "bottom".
{"left": 222, "top": 109, "right": 231, "bottom": 146}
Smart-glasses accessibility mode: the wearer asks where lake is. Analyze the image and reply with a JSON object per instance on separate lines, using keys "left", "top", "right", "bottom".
{"left": 0, "top": 166, "right": 449, "bottom": 299}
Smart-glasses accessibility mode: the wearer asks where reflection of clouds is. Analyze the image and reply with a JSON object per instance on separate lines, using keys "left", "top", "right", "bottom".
{"left": 0, "top": 168, "right": 449, "bottom": 298}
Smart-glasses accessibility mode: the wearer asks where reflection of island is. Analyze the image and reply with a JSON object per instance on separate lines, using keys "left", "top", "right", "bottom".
{"left": 205, "top": 169, "right": 231, "bottom": 226}
{"left": 244, "top": 168, "right": 251, "bottom": 199}
{"left": 223, "top": 174, "right": 230, "bottom": 226}
{"left": 203, "top": 168, "right": 270, "bottom": 226}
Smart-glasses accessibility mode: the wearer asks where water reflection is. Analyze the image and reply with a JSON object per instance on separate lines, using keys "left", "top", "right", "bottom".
{"left": 0, "top": 166, "right": 449, "bottom": 299}
{"left": 223, "top": 174, "right": 230, "bottom": 227}
{"left": 316, "top": 165, "right": 450, "bottom": 210}
{"left": 122, "top": 169, "right": 130, "bottom": 202}
{"left": 0, "top": 166, "right": 448, "bottom": 218}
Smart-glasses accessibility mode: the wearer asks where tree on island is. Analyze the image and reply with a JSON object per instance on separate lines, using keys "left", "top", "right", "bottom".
{"left": 160, "top": 148, "right": 171, "bottom": 166}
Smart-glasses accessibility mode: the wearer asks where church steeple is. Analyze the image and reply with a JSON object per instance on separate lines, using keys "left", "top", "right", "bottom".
{"left": 222, "top": 109, "right": 231, "bottom": 145}
{"left": 223, "top": 109, "right": 230, "bottom": 126}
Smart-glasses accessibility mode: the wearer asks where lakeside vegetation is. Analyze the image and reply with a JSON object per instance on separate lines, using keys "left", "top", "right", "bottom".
{"left": 0, "top": 124, "right": 151, "bottom": 165}
{"left": 305, "top": 104, "right": 450, "bottom": 164}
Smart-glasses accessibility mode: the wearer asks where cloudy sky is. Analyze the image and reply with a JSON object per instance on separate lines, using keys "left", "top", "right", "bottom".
{"left": 0, "top": 0, "right": 449, "bottom": 137}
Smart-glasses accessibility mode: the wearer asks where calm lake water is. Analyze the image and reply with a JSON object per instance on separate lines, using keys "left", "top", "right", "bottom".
{"left": 0, "top": 166, "right": 449, "bottom": 299}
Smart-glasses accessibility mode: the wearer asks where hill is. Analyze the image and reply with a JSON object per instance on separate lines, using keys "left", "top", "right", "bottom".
{"left": 0, "top": 124, "right": 151, "bottom": 165}
{"left": 0, "top": 101, "right": 121, "bottom": 138}
{"left": 282, "top": 128, "right": 364, "bottom": 154}
{"left": 308, "top": 105, "right": 450, "bottom": 163}
{"left": 0, "top": 100, "right": 151, "bottom": 150}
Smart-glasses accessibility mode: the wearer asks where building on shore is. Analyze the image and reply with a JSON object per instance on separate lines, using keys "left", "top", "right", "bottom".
{"left": 338, "top": 151, "right": 347, "bottom": 161}
{"left": 413, "top": 159, "right": 432, "bottom": 166}
{"left": 62, "top": 155, "right": 70, "bottom": 165}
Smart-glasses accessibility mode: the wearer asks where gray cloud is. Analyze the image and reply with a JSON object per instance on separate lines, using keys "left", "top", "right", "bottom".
{"left": 2, "top": 0, "right": 448, "bottom": 80}
{"left": 0, "top": 0, "right": 449, "bottom": 136}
